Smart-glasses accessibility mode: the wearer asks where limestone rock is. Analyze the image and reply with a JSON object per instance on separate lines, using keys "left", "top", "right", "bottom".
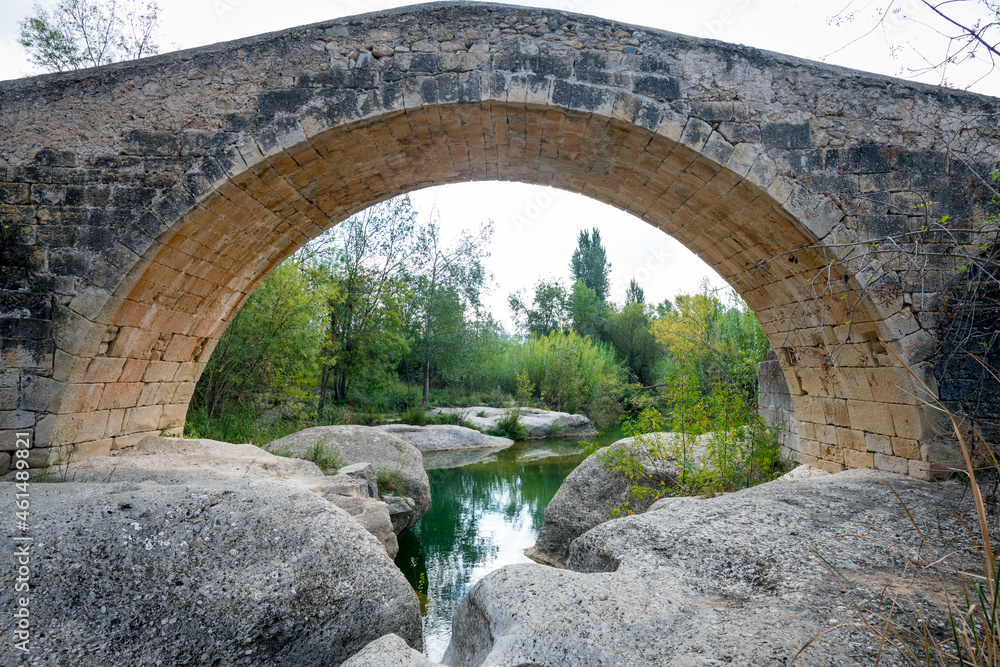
{"left": 51, "top": 435, "right": 325, "bottom": 483}
{"left": 430, "top": 407, "right": 597, "bottom": 439}
{"left": 266, "top": 425, "right": 430, "bottom": 532}
{"left": 343, "top": 633, "right": 442, "bottom": 666}
{"left": 0, "top": 479, "right": 422, "bottom": 665}
{"left": 529, "top": 432, "right": 705, "bottom": 567}
{"left": 293, "top": 467, "right": 399, "bottom": 558}
{"left": 328, "top": 495, "right": 398, "bottom": 558}
{"left": 37, "top": 437, "right": 401, "bottom": 557}
{"left": 376, "top": 423, "right": 514, "bottom": 452}
{"left": 446, "top": 471, "right": 975, "bottom": 666}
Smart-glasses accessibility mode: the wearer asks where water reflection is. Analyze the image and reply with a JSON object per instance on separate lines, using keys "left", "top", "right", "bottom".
{"left": 395, "top": 439, "right": 591, "bottom": 661}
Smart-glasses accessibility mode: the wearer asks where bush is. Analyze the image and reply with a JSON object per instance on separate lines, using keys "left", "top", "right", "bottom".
{"left": 492, "top": 331, "right": 624, "bottom": 415}
{"left": 490, "top": 409, "right": 527, "bottom": 440}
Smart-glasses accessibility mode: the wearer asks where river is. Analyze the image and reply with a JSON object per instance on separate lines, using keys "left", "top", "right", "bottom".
{"left": 394, "top": 431, "right": 622, "bottom": 661}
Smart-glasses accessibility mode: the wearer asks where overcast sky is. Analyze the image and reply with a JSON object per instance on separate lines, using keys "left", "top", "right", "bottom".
{"left": 1, "top": 0, "right": 996, "bottom": 327}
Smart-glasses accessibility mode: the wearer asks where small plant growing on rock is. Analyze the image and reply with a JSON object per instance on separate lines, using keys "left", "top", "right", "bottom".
{"left": 301, "top": 442, "right": 344, "bottom": 474}
{"left": 377, "top": 466, "right": 405, "bottom": 497}
{"left": 491, "top": 372, "right": 532, "bottom": 441}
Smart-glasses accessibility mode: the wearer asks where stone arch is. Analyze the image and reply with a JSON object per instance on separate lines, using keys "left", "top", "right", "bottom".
{"left": 4, "top": 2, "right": 997, "bottom": 475}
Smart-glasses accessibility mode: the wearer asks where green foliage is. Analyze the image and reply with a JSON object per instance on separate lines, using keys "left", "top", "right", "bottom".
{"left": 377, "top": 466, "right": 405, "bottom": 497}
{"left": 403, "top": 216, "right": 493, "bottom": 407}
{"left": 490, "top": 409, "right": 528, "bottom": 440}
{"left": 313, "top": 196, "right": 415, "bottom": 405}
{"left": 193, "top": 259, "right": 323, "bottom": 416}
{"left": 490, "top": 371, "right": 533, "bottom": 440}
{"left": 625, "top": 278, "right": 645, "bottom": 305}
{"left": 570, "top": 228, "right": 611, "bottom": 302}
{"left": 496, "top": 331, "right": 624, "bottom": 415}
{"left": 301, "top": 442, "right": 345, "bottom": 474}
{"left": 652, "top": 282, "right": 770, "bottom": 404}
{"left": 568, "top": 280, "right": 607, "bottom": 340}
{"left": 601, "top": 302, "right": 664, "bottom": 386}
{"left": 399, "top": 406, "right": 429, "bottom": 426}
{"left": 19, "top": 0, "right": 160, "bottom": 72}
{"left": 599, "top": 400, "right": 785, "bottom": 516}
{"left": 510, "top": 278, "right": 570, "bottom": 337}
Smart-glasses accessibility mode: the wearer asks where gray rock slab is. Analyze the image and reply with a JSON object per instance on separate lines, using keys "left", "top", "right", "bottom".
{"left": 343, "top": 633, "right": 443, "bottom": 666}
{"left": 445, "top": 471, "right": 976, "bottom": 666}
{"left": 0, "top": 478, "right": 421, "bottom": 665}
{"left": 431, "top": 407, "right": 597, "bottom": 439}
{"left": 530, "top": 432, "right": 706, "bottom": 566}
{"left": 42, "top": 435, "right": 324, "bottom": 483}
{"left": 37, "top": 436, "right": 405, "bottom": 557}
{"left": 266, "top": 425, "right": 430, "bottom": 532}
{"left": 376, "top": 423, "right": 514, "bottom": 452}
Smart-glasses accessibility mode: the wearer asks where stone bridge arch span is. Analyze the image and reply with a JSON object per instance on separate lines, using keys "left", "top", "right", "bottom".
{"left": 3, "top": 2, "right": 997, "bottom": 476}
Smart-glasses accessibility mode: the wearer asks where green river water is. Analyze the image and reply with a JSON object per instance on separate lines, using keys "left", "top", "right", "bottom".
{"left": 394, "top": 431, "right": 622, "bottom": 661}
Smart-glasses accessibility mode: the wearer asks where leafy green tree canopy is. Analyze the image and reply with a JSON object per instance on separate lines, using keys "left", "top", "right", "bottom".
{"left": 625, "top": 278, "right": 645, "bottom": 306}
{"left": 19, "top": 0, "right": 161, "bottom": 73}
{"left": 569, "top": 280, "right": 607, "bottom": 340}
{"left": 510, "top": 279, "right": 569, "bottom": 337}
{"left": 570, "top": 228, "right": 611, "bottom": 302}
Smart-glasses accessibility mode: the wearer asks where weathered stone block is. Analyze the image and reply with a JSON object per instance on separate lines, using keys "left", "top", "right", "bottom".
{"left": 844, "top": 449, "right": 874, "bottom": 469}
{"left": 761, "top": 122, "right": 810, "bottom": 149}
{"left": 874, "top": 453, "right": 909, "bottom": 474}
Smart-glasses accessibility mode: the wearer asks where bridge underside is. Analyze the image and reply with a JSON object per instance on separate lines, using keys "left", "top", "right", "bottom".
{"left": 2, "top": 2, "right": 998, "bottom": 476}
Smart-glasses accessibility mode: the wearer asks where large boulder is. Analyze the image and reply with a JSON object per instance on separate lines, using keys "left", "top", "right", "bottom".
{"left": 375, "top": 424, "right": 514, "bottom": 452}
{"left": 445, "top": 471, "right": 976, "bottom": 666}
{"left": 267, "top": 425, "right": 430, "bottom": 532}
{"left": 53, "top": 435, "right": 325, "bottom": 483}
{"left": 528, "top": 432, "right": 706, "bottom": 567}
{"left": 45, "top": 435, "right": 400, "bottom": 557}
{"left": 296, "top": 462, "right": 399, "bottom": 558}
{"left": 343, "top": 633, "right": 442, "bottom": 666}
{"left": 431, "top": 407, "right": 597, "bottom": 439}
{"left": 0, "top": 478, "right": 422, "bottom": 665}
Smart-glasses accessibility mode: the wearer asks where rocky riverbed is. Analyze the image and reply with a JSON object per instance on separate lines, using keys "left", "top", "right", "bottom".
{"left": 350, "top": 469, "right": 983, "bottom": 666}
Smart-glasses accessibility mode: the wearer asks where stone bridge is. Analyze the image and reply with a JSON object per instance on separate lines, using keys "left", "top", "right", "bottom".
{"left": 1, "top": 2, "right": 998, "bottom": 476}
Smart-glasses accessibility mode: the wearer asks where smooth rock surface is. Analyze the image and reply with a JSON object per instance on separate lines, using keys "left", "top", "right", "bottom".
{"left": 431, "top": 407, "right": 597, "bottom": 439}
{"left": 37, "top": 436, "right": 402, "bottom": 557}
{"left": 529, "top": 432, "right": 706, "bottom": 566}
{"left": 0, "top": 478, "right": 422, "bottom": 665}
{"left": 343, "top": 633, "right": 442, "bottom": 667}
{"left": 376, "top": 423, "right": 514, "bottom": 452}
{"left": 446, "top": 471, "right": 977, "bottom": 666}
{"left": 266, "top": 425, "right": 430, "bottom": 532}
{"left": 293, "top": 465, "right": 399, "bottom": 558}
{"left": 48, "top": 435, "right": 325, "bottom": 483}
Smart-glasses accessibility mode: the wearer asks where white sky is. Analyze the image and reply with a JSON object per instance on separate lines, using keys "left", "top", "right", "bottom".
{"left": 1, "top": 0, "right": 997, "bottom": 327}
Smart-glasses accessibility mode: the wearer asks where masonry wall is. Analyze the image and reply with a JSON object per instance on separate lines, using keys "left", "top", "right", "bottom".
{"left": 0, "top": 2, "right": 998, "bottom": 477}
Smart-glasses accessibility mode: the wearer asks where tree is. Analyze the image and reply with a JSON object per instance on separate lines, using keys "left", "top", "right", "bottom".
{"left": 570, "top": 228, "right": 611, "bottom": 302}
{"left": 568, "top": 280, "right": 607, "bottom": 340}
{"left": 409, "top": 219, "right": 492, "bottom": 407}
{"left": 192, "top": 259, "right": 323, "bottom": 416}
{"left": 313, "top": 197, "right": 415, "bottom": 408}
{"left": 654, "top": 298, "right": 673, "bottom": 318}
{"left": 625, "top": 278, "right": 645, "bottom": 306}
{"left": 19, "top": 0, "right": 161, "bottom": 73}
{"left": 602, "top": 302, "right": 664, "bottom": 386}
{"left": 509, "top": 279, "right": 570, "bottom": 337}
